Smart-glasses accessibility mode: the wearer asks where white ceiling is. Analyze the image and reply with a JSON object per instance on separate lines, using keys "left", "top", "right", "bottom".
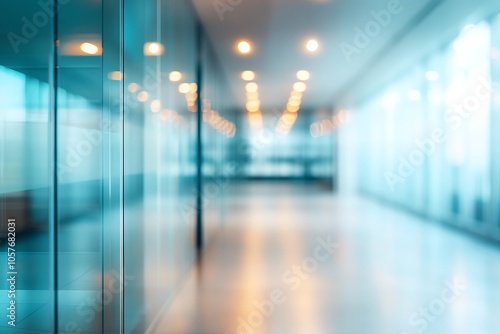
{"left": 191, "top": 0, "right": 500, "bottom": 112}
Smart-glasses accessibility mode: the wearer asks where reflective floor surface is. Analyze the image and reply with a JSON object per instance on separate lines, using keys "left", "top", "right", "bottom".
{"left": 151, "top": 182, "right": 500, "bottom": 334}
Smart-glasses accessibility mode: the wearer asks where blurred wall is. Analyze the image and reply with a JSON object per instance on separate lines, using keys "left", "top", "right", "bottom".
{"left": 340, "top": 12, "right": 500, "bottom": 241}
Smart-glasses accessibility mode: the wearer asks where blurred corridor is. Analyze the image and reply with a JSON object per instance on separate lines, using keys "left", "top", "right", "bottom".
{"left": 2, "top": 0, "right": 500, "bottom": 333}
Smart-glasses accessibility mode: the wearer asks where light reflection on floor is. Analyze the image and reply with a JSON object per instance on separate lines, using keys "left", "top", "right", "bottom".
{"left": 151, "top": 182, "right": 500, "bottom": 334}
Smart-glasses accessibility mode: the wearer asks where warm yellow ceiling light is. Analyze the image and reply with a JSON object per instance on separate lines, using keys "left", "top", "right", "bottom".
{"left": 245, "top": 82, "right": 259, "bottom": 93}
{"left": 137, "top": 91, "right": 149, "bottom": 102}
{"left": 290, "top": 91, "right": 302, "bottom": 99}
{"left": 128, "top": 83, "right": 139, "bottom": 93}
{"left": 80, "top": 42, "right": 99, "bottom": 55}
{"left": 149, "top": 43, "right": 159, "bottom": 53}
{"left": 237, "top": 40, "right": 252, "bottom": 54}
{"left": 288, "top": 98, "right": 301, "bottom": 107}
{"left": 151, "top": 100, "right": 161, "bottom": 113}
{"left": 190, "top": 83, "right": 198, "bottom": 93}
{"left": 246, "top": 101, "right": 260, "bottom": 112}
{"left": 178, "top": 83, "right": 191, "bottom": 94}
{"left": 296, "top": 70, "right": 310, "bottom": 81}
{"left": 186, "top": 92, "right": 197, "bottom": 103}
{"left": 287, "top": 103, "right": 300, "bottom": 113}
{"left": 241, "top": 70, "right": 255, "bottom": 81}
{"left": 108, "top": 71, "right": 123, "bottom": 81}
{"left": 305, "top": 39, "right": 319, "bottom": 53}
{"left": 293, "top": 82, "right": 307, "bottom": 93}
{"left": 144, "top": 42, "right": 164, "bottom": 56}
{"left": 284, "top": 111, "right": 298, "bottom": 122}
{"left": 169, "top": 71, "right": 182, "bottom": 82}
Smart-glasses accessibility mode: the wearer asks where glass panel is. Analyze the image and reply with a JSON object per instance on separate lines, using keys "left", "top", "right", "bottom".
{"left": 1, "top": 0, "right": 229, "bottom": 332}
{"left": 0, "top": 1, "right": 54, "bottom": 332}
{"left": 492, "top": 13, "right": 500, "bottom": 233}
{"left": 56, "top": 0, "right": 105, "bottom": 332}
{"left": 102, "top": 0, "right": 123, "bottom": 332}
{"left": 349, "top": 19, "right": 495, "bottom": 238}
{"left": 123, "top": 0, "right": 199, "bottom": 331}
{"left": 444, "top": 23, "right": 491, "bottom": 224}
{"left": 201, "top": 39, "right": 235, "bottom": 241}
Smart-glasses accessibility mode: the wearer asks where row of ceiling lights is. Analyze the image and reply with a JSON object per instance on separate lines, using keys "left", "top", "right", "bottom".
{"left": 131, "top": 77, "right": 235, "bottom": 137}
{"left": 241, "top": 71, "right": 263, "bottom": 130}
{"left": 236, "top": 38, "right": 320, "bottom": 55}
{"left": 72, "top": 23, "right": 487, "bottom": 58}
{"left": 125, "top": 78, "right": 197, "bottom": 113}
{"left": 238, "top": 69, "right": 311, "bottom": 133}
{"left": 287, "top": 70, "right": 309, "bottom": 114}
{"left": 274, "top": 71, "right": 310, "bottom": 136}
{"left": 79, "top": 42, "right": 165, "bottom": 56}
{"left": 204, "top": 107, "right": 237, "bottom": 138}
{"left": 110, "top": 66, "right": 235, "bottom": 137}
{"left": 310, "top": 110, "right": 350, "bottom": 138}
{"left": 80, "top": 37, "right": 320, "bottom": 57}
{"left": 78, "top": 37, "right": 320, "bottom": 56}
{"left": 108, "top": 70, "right": 183, "bottom": 82}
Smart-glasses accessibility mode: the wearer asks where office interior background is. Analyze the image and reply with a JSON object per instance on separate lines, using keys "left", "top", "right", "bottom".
{"left": 1, "top": 0, "right": 500, "bottom": 333}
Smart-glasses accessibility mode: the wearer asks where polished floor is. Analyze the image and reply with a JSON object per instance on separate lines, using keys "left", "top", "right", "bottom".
{"left": 150, "top": 182, "right": 500, "bottom": 334}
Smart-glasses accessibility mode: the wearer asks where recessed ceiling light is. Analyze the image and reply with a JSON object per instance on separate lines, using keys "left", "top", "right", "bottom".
{"left": 149, "top": 43, "right": 159, "bottom": 53}
{"left": 179, "top": 83, "right": 191, "bottom": 94}
{"left": 241, "top": 70, "right": 255, "bottom": 81}
{"left": 190, "top": 83, "right": 198, "bottom": 93}
{"left": 246, "top": 100, "right": 260, "bottom": 112}
{"left": 237, "top": 40, "right": 252, "bottom": 54}
{"left": 287, "top": 103, "right": 300, "bottom": 113}
{"left": 80, "top": 42, "right": 99, "bottom": 55}
{"left": 137, "top": 91, "right": 149, "bottom": 102}
{"left": 169, "top": 71, "right": 182, "bottom": 82}
{"left": 246, "top": 82, "right": 258, "bottom": 93}
{"left": 151, "top": 100, "right": 161, "bottom": 113}
{"left": 296, "top": 70, "right": 310, "bottom": 81}
{"left": 293, "top": 82, "right": 307, "bottom": 93}
{"left": 128, "top": 83, "right": 139, "bottom": 93}
{"left": 144, "top": 42, "right": 164, "bottom": 56}
{"left": 108, "top": 71, "right": 123, "bottom": 81}
{"left": 306, "top": 39, "right": 319, "bottom": 53}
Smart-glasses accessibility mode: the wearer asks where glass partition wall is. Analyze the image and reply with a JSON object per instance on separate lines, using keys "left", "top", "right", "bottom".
{"left": 0, "top": 1, "right": 231, "bottom": 333}
{"left": 0, "top": 1, "right": 55, "bottom": 333}
{"left": 343, "top": 12, "right": 500, "bottom": 241}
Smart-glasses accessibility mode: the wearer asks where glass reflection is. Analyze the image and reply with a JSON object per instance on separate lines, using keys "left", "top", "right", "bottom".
{"left": 0, "top": 0, "right": 54, "bottom": 331}
{"left": 347, "top": 20, "right": 495, "bottom": 237}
